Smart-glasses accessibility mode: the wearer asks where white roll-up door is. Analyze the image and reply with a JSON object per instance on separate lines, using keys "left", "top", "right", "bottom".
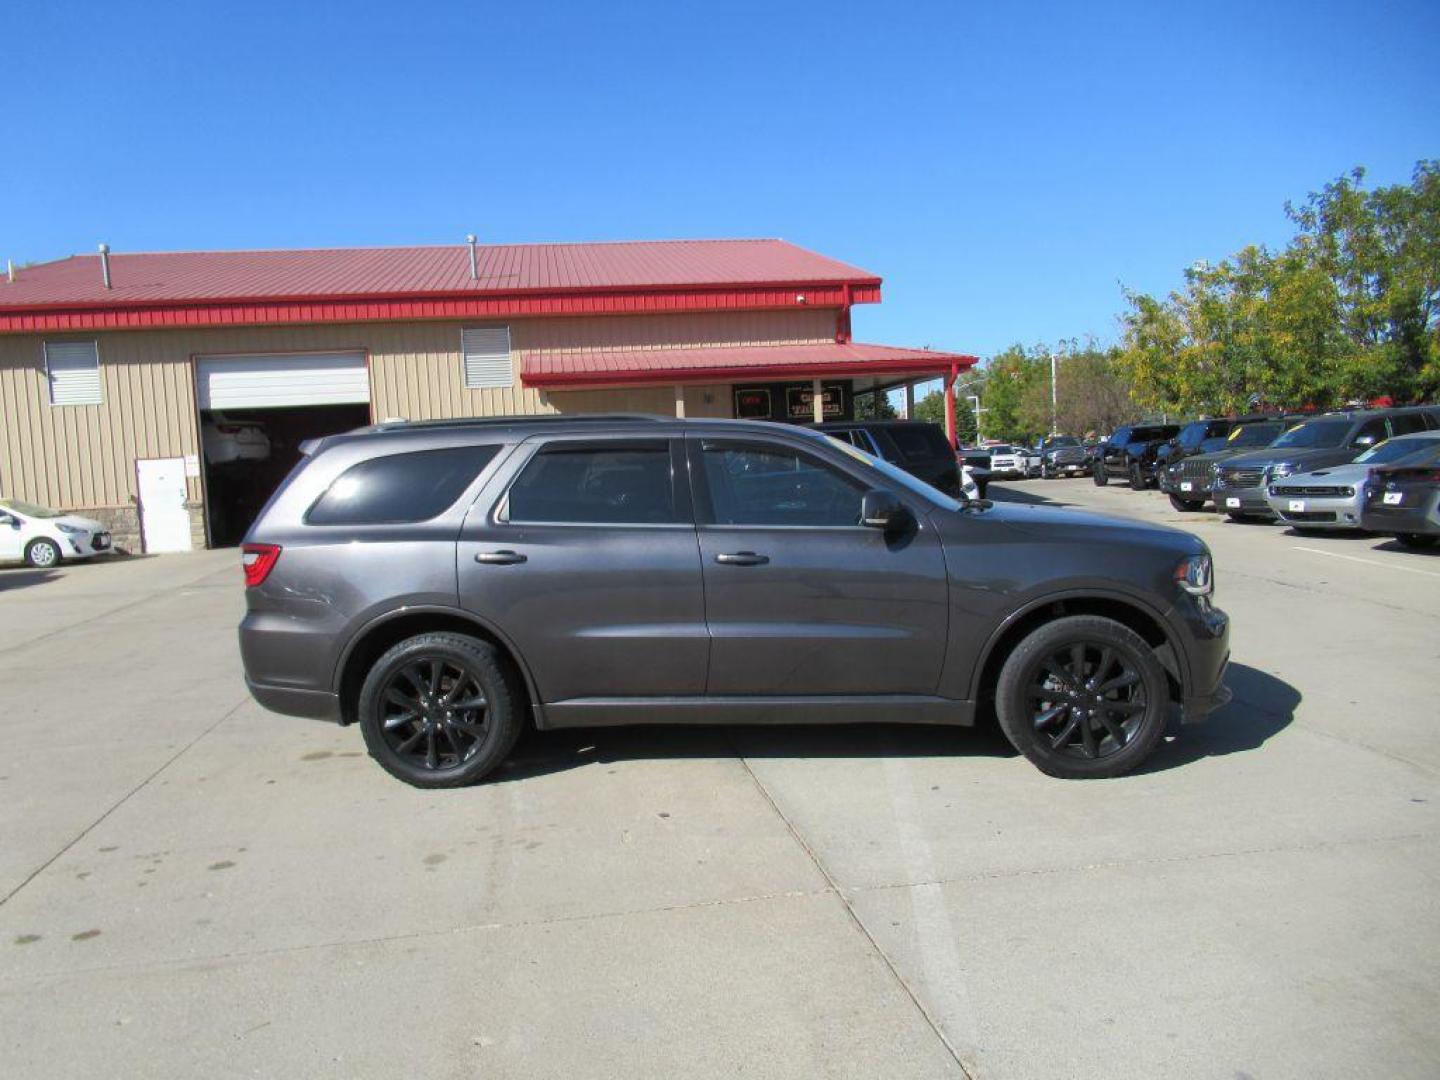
{"left": 197, "top": 352, "right": 370, "bottom": 409}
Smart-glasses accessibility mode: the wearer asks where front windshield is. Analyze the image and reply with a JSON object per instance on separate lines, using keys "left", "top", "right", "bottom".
{"left": 0, "top": 498, "right": 60, "bottom": 518}
{"left": 1355, "top": 438, "right": 1440, "bottom": 465}
{"left": 822, "top": 435, "right": 964, "bottom": 511}
{"left": 1044, "top": 436, "right": 1079, "bottom": 448}
{"left": 1229, "top": 422, "right": 1284, "bottom": 448}
{"left": 1271, "top": 419, "right": 1352, "bottom": 450}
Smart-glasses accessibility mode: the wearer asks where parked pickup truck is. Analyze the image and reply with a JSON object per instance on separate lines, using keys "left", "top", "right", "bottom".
{"left": 1092, "top": 424, "right": 1182, "bottom": 489}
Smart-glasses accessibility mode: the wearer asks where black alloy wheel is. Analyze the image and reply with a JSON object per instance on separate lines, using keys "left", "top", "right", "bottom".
{"left": 358, "top": 632, "right": 522, "bottom": 788}
{"left": 996, "top": 615, "right": 1169, "bottom": 778}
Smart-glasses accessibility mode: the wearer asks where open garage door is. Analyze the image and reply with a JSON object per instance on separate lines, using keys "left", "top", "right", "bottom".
{"left": 197, "top": 352, "right": 371, "bottom": 547}
{"left": 197, "top": 351, "right": 370, "bottom": 409}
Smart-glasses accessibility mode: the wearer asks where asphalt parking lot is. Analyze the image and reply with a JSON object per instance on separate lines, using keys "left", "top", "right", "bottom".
{"left": 2, "top": 481, "right": 1438, "bottom": 1080}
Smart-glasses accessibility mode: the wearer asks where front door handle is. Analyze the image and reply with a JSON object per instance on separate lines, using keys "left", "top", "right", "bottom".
{"left": 715, "top": 551, "right": 769, "bottom": 566}
{"left": 474, "top": 550, "right": 527, "bottom": 565}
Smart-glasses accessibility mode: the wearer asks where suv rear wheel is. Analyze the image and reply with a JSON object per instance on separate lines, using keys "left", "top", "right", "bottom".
{"left": 358, "top": 632, "right": 523, "bottom": 788}
{"left": 995, "top": 615, "right": 1169, "bottom": 779}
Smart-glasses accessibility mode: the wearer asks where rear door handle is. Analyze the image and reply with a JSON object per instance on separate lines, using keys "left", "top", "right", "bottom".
{"left": 474, "top": 550, "right": 527, "bottom": 565}
{"left": 715, "top": 551, "right": 769, "bottom": 566}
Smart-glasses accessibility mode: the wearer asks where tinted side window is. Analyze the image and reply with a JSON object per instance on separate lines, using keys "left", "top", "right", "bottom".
{"left": 507, "top": 441, "right": 676, "bottom": 524}
{"left": 700, "top": 442, "right": 864, "bottom": 527}
{"left": 1389, "top": 412, "right": 1428, "bottom": 436}
{"left": 307, "top": 445, "right": 499, "bottom": 526}
{"left": 886, "top": 424, "right": 952, "bottom": 460}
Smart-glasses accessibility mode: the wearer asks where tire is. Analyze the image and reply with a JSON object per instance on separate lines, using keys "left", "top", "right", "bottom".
{"left": 1226, "top": 512, "right": 1260, "bottom": 524}
{"left": 1168, "top": 494, "right": 1205, "bottom": 512}
{"left": 24, "top": 538, "right": 61, "bottom": 568}
{"left": 358, "top": 632, "right": 523, "bottom": 789}
{"left": 1040, "top": 465, "right": 1052, "bottom": 480}
{"left": 1092, "top": 466, "right": 1108, "bottom": 486}
{"left": 976, "top": 480, "right": 988, "bottom": 499}
{"left": 1397, "top": 533, "right": 1437, "bottom": 550}
{"left": 1129, "top": 464, "right": 1147, "bottom": 491}
{"left": 995, "top": 615, "right": 1170, "bottom": 779}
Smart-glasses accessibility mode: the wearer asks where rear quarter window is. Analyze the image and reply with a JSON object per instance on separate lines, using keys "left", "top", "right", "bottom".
{"left": 306, "top": 445, "right": 500, "bottom": 525}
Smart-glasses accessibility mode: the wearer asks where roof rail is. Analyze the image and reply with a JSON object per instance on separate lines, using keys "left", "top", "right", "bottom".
{"left": 355, "top": 413, "right": 670, "bottom": 435}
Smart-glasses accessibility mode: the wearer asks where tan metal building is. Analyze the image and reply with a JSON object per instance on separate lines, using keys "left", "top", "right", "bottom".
{"left": 0, "top": 239, "right": 975, "bottom": 550}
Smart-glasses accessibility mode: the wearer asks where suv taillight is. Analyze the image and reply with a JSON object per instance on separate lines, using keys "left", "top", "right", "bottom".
{"left": 242, "top": 543, "right": 281, "bottom": 587}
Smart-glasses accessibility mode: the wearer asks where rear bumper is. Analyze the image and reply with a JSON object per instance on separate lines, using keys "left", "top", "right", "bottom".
{"left": 1361, "top": 503, "right": 1440, "bottom": 536}
{"left": 245, "top": 676, "right": 342, "bottom": 723}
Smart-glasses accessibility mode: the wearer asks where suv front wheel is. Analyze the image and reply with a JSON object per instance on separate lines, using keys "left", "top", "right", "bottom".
{"left": 995, "top": 616, "right": 1169, "bottom": 778}
{"left": 358, "top": 632, "right": 523, "bottom": 788}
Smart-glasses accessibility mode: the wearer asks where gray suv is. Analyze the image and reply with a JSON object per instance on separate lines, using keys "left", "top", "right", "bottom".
{"left": 239, "top": 416, "right": 1231, "bottom": 786}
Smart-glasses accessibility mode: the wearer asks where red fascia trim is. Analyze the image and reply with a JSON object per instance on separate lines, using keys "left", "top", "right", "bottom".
{"left": 524, "top": 355, "right": 978, "bottom": 389}
{"left": 0, "top": 281, "right": 883, "bottom": 334}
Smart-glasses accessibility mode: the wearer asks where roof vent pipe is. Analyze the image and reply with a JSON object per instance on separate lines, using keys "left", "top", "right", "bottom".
{"left": 6, "top": 259, "right": 13, "bottom": 284}
{"left": 465, "top": 234, "right": 478, "bottom": 280}
{"left": 98, "top": 243, "right": 112, "bottom": 289}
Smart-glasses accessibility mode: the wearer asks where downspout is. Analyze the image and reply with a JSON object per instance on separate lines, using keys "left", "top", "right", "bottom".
{"left": 835, "top": 283, "right": 852, "bottom": 343}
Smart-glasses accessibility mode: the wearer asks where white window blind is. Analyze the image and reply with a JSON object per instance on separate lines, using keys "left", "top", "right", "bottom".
{"left": 462, "top": 327, "right": 513, "bottom": 389}
{"left": 45, "top": 341, "right": 102, "bottom": 406}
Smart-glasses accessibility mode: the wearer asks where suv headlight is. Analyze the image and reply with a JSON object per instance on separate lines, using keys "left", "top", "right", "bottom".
{"left": 1174, "top": 553, "right": 1213, "bottom": 597}
{"left": 1269, "top": 462, "right": 1297, "bottom": 480}
{"left": 55, "top": 523, "right": 86, "bottom": 535}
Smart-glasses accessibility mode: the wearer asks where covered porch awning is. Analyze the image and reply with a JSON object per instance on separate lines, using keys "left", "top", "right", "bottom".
{"left": 520, "top": 340, "right": 978, "bottom": 389}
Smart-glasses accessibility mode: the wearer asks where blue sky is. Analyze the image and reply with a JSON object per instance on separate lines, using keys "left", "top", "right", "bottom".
{"left": 4, "top": 0, "right": 1437, "bottom": 360}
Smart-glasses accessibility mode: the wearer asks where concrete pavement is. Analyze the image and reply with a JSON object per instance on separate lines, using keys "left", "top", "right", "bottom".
{"left": 1, "top": 483, "right": 1437, "bottom": 1078}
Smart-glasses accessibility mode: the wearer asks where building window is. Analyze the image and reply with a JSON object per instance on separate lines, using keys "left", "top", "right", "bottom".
{"left": 45, "top": 341, "right": 102, "bottom": 405}
{"left": 462, "top": 326, "right": 513, "bottom": 389}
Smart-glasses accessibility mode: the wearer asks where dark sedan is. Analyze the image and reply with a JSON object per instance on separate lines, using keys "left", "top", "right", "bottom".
{"left": 1361, "top": 450, "right": 1440, "bottom": 549}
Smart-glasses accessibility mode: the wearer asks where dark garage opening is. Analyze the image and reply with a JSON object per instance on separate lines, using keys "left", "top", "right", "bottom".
{"left": 201, "top": 404, "right": 371, "bottom": 547}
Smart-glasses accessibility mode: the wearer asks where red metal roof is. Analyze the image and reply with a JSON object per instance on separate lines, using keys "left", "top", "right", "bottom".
{"left": 521, "top": 341, "right": 977, "bottom": 388}
{"left": 1, "top": 240, "right": 878, "bottom": 310}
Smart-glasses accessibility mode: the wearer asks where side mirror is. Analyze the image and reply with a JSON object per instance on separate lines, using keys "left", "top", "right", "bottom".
{"left": 860, "top": 489, "right": 908, "bottom": 529}
{"left": 0, "top": 514, "right": 15, "bottom": 528}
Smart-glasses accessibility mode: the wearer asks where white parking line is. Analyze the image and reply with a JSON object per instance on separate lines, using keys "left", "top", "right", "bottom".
{"left": 1293, "top": 546, "right": 1440, "bottom": 580}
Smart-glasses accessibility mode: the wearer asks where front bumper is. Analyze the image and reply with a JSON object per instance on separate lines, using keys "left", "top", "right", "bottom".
{"left": 1266, "top": 491, "right": 1365, "bottom": 530}
{"left": 1213, "top": 485, "right": 1275, "bottom": 518}
{"left": 1160, "top": 475, "right": 1212, "bottom": 499}
{"left": 1172, "top": 598, "right": 1231, "bottom": 723}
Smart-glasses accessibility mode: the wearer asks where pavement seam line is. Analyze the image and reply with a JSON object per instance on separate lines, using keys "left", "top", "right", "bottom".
{"left": 0, "top": 885, "right": 835, "bottom": 984}
{"left": 730, "top": 743, "right": 979, "bottom": 1080}
{"left": 0, "top": 694, "right": 250, "bottom": 909}
{"left": 852, "top": 829, "right": 1433, "bottom": 895}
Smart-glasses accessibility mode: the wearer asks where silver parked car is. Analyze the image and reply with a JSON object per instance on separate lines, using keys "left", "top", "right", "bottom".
{"left": 1266, "top": 432, "right": 1440, "bottom": 530}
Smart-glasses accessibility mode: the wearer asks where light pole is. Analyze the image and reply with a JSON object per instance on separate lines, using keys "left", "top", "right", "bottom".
{"left": 1050, "top": 351, "right": 1059, "bottom": 435}
{"left": 967, "top": 394, "right": 985, "bottom": 443}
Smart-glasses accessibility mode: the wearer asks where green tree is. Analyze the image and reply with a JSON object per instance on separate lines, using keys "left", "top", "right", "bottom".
{"left": 853, "top": 389, "right": 898, "bottom": 419}
{"left": 913, "top": 389, "right": 977, "bottom": 443}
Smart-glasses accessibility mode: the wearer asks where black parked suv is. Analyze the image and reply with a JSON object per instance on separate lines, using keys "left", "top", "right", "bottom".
{"left": 1213, "top": 406, "right": 1440, "bottom": 521}
{"left": 239, "top": 415, "right": 1230, "bottom": 786}
{"left": 816, "top": 420, "right": 964, "bottom": 496}
{"left": 1038, "top": 435, "right": 1090, "bottom": 478}
{"left": 1159, "top": 415, "right": 1300, "bottom": 511}
{"left": 1092, "top": 424, "right": 1183, "bottom": 489}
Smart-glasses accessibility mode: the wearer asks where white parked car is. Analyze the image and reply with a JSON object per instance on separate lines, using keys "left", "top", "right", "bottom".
{"left": 0, "top": 498, "right": 114, "bottom": 567}
{"left": 986, "top": 444, "right": 1028, "bottom": 479}
{"left": 202, "top": 415, "right": 271, "bottom": 464}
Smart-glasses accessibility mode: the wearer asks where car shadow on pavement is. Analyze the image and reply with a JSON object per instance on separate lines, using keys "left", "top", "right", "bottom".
{"left": 984, "top": 482, "right": 1082, "bottom": 508}
{"left": 0, "top": 567, "right": 58, "bottom": 592}
{"left": 497, "top": 719, "right": 1018, "bottom": 783}
{"left": 1370, "top": 538, "right": 1440, "bottom": 556}
{"left": 496, "top": 664, "right": 1295, "bottom": 783}
{"left": 1138, "top": 662, "right": 1299, "bottom": 774}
